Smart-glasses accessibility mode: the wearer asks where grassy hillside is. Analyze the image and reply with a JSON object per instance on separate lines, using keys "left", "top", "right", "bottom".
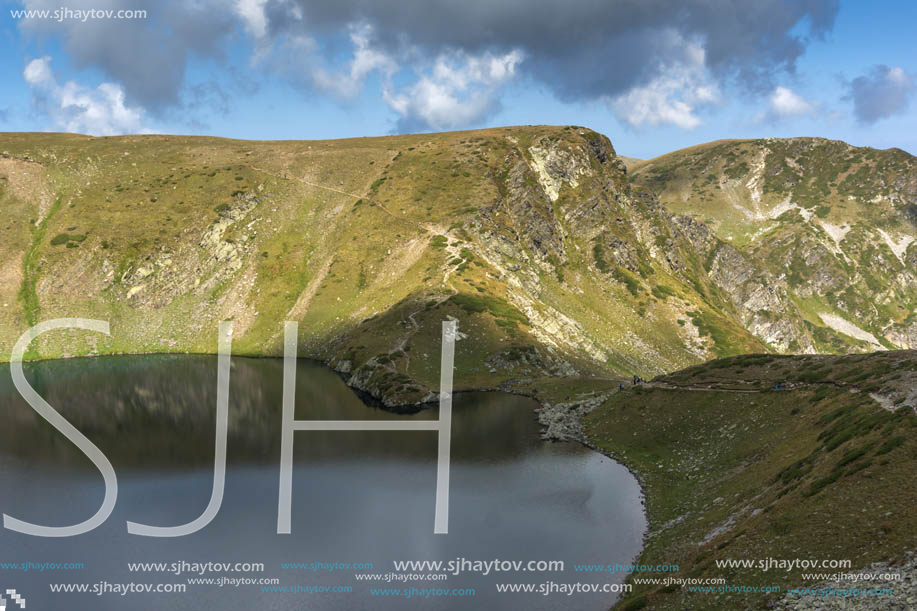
{"left": 584, "top": 350, "right": 917, "bottom": 610}
{"left": 0, "top": 129, "right": 913, "bottom": 406}
{"left": 630, "top": 138, "right": 917, "bottom": 354}
{"left": 0, "top": 127, "right": 767, "bottom": 405}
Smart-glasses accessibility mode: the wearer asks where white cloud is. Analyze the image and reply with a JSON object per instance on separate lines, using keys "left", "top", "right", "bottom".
{"left": 23, "top": 56, "right": 55, "bottom": 88}
{"left": 383, "top": 49, "right": 524, "bottom": 131}
{"left": 309, "top": 24, "right": 398, "bottom": 98}
{"left": 769, "top": 86, "right": 814, "bottom": 117}
{"left": 266, "top": 22, "right": 397, "bottom": 99}
{"left": 607, "top": 35, "right": 719, "bottom": 129}
{"left": 263, "top": 21, "right": 521, "bottom": 131}
{"left": 234, "top": 0, "right": 269, "bottom": 39}
{"left": 24, "top": 57, "right": 149, "bottom": 136}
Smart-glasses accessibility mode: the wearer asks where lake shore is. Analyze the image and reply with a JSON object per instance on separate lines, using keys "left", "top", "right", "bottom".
{"left": 577, "top": 352, "right": 916, "bottom": 610}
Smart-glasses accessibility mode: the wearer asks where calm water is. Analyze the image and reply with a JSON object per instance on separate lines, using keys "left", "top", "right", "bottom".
{"left": 0, "top": 356, "right": 645, "bottom": 610}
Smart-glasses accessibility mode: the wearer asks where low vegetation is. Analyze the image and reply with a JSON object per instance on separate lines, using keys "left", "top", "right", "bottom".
{"left": 584, "top": 351, "right": 916, "bottom": 610}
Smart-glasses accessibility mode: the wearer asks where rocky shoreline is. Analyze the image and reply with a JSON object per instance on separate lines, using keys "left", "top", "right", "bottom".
{"left": 535, "top": 381, "right": 916, "bottom": 611}
{"left": 535, "top": 390, "right": 617, "bottom": 442}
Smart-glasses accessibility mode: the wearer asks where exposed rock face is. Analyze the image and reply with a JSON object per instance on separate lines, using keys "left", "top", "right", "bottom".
{"left": 506, "top": 287, "right": 608, "bottom": 362}
{"left": 120, "top": 191, "right": 262, "bottom": 308}
{"left": 886, "top": 322, "right": 917, "bottom": 350}
{"left": 669, "top": 214, "right": 717, "bottom": 258}
{"left": 485, "top": 345, "right": 577, "bottom": 377}
{"left": 527, "top": 137, "right": 593, "bottom": 202}
{"left": 707, "top": 245, "right": 815, "bottom": 353}
{"left": 631, "top": 137, "right": 917, "bottom": 354}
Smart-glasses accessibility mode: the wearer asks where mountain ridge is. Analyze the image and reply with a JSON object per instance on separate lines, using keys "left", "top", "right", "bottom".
{"left": 629, "top": 135, "right": 916, "bottom": 356}
{"left": 0, "top": 127, "right": 913, "bottom": 406}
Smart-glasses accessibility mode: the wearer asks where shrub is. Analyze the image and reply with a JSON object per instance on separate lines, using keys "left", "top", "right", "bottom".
{"left": 875, "top": 436, "right": 905, "bottom": 456}
{"left": 652, "top": 284, "right": 676, "bottom": 300}
{"left": 803, "top": 470, "right": 843, "bottom": 497}
{"left": 592, "top": 242, "right": 609, "bottom": 273}
{"left": 614, "top": 266, "right": 642, "bottom": 296}
{"left": 836, "top": 445, "right": 872, "bottom": 468}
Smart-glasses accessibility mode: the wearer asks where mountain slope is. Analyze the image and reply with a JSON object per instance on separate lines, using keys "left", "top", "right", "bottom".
{"left": 0, "top": 129, "right": 912, "bottom": 405}
{"left": 585, "top": 350, "right": 917, "bottom": 610}
{"left": 630, "top": 137, "right": 917, "bottom": 354}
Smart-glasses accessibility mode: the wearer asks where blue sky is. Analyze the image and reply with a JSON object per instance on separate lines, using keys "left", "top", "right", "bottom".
{"left": 1, "top": 0, "right": 915, "bottom": 159}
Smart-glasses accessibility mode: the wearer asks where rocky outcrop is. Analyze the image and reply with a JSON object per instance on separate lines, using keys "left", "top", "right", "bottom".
{"left": 707, "top": 245, "right": 815, "bottom": 352}
{"left": 527, "top": 137, "right": 593, "bottom": 202}
{"left": 485, "top": 345, "right": 577, "bottom": 377}
{"left": 119, "top": 190, "right": 263, "bottom": 308}
{"left": 886, "top": 321, "right": 917, "bottom": 350}
{"left": 537, "top": 391, "right": 615, "bottom": 442}
{"left": 774, "top": 552, "right": 917, "bottom": 611}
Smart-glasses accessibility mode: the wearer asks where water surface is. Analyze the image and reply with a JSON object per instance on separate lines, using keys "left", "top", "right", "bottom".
{"left": 0, "top": 356, "right": 645, "bottom": 610}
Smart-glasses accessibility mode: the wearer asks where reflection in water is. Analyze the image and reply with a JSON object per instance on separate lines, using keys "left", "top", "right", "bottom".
{"left": 0, "top": 356, "right": 645, "bottom": 610}
{"left": 0, "top": 356, "right": 540, "bottom": 465}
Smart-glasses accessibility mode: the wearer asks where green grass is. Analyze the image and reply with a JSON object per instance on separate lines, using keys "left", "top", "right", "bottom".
{"left": 449, "top": 293, "right": 529, "bottom": 327}
{"left": 586, "top": 351, "right": 917, "bottom": 610}
{"left": 20, "top": 196, "right": 64, "bottom": 328}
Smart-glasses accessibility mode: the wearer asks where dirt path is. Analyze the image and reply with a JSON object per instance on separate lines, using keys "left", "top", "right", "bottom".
{"left": 246, "top": 162, "right": 436, "bottom": 235}
{"left": 649, "top": 382, "right": 768, "bottom": 394}
{"left": 649, "top": 380, "right": 904, "bottom": 412}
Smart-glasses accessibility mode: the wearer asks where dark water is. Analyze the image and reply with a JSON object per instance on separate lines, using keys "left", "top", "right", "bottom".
{"left": 0, "top": 356, "right": 645, "bottom": 610}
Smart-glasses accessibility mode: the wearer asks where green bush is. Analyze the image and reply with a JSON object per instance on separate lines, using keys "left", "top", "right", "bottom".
{"left": 652, "top": 284, "right": 676, "bottom": 300}
{"left": 836, "top": 445, "right": 872, "bottom": 468}
{"left": 614, "top": 266, "right": 642, "bottom": 296}
{"left": 592, "top": 242, "right": 609, "bottom": 273}
{"left": 875, "top": 436, "right": 905, "bottom": 456}
{"left": 803, "top": 470, "right": 843, "bottom": 497}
